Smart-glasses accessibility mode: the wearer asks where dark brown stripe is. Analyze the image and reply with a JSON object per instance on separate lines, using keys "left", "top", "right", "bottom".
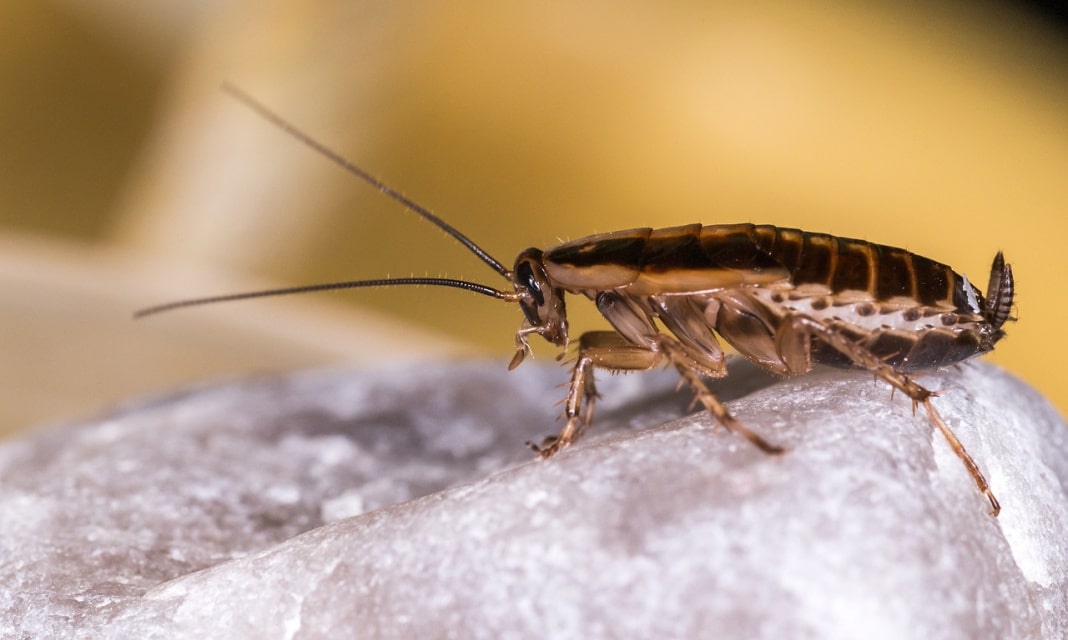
{"left": 751, "top": 225, "right": 780, "bottom": 255}
{"left": 641, "top": 224, "right": 706, "bottom": 271}
{"left": 546, "top": 229, "right": 649, "bottom": 270}
{"left": 831, "top": 238, "right": 873, "bottom": 293}
{"left": 791, "top": 233, "right": 834, "bottom": 287}
{"left": 697, "top": 224, "right": 786, "bottom": 273}
{"left": 875, "top": 246, "right": 916, "bottom": 300}
{"left": 911, "top": 255, "right": 951, "bottom": 306}
{"left": 766, "top": 227, "right": 803, "bottom": 273}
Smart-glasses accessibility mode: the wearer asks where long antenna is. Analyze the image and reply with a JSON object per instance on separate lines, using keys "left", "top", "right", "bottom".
{"left": 221, "top": 82, "right": 510, "bottom": 278}
{"left": 134, "top": 277, "right": 516, "bottom": 319}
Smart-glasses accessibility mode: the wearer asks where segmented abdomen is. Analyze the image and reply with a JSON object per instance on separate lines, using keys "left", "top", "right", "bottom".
{"left": 545, "top": 223, "right": 980, "bottom": 315}
{"left": 743, "top": 224, "right": 967, "bottom": 308}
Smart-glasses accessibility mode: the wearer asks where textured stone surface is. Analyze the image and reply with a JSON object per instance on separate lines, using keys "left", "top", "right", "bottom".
{"left": 1, "top": 360, "right": 1065, "bottom": 639}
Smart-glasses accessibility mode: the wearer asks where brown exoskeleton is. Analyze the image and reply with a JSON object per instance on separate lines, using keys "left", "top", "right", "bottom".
{"left": 138, "top": 85, "right": 1015, "bottom": 516}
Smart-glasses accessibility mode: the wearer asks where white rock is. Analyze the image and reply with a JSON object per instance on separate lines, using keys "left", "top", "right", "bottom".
{"left": 1, "top": 361, "right": 1065, "bottom": 639}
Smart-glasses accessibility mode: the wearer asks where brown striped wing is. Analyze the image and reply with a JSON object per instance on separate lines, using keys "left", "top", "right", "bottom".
{"left": 747, "top": 225, "right": 983, "bottom": 313}
{"left": 543, "top": 224, "right": 791, "bottom": 295}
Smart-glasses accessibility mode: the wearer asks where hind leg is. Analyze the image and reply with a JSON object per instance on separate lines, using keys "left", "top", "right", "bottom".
{"left": 654, "top": 336, "right": 784, "bottom": 454}
{"left": 780, "top": 314, "right": 999, "bottom": 516}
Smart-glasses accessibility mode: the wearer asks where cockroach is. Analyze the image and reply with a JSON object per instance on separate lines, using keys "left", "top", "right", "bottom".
{"left": 138, "top": 84, "right": 1015, "bottom": 516}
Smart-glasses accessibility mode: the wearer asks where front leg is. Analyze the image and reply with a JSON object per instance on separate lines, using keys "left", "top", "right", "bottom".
{"left": 530, "top": 331, "right": 660, "bottom": 458}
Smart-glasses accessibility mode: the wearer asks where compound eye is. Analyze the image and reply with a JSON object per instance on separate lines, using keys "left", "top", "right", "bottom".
{"left": 516, "top": 260, "right": 545, "bottom": 306}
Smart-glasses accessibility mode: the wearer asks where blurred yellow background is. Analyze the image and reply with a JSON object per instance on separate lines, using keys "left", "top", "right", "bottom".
{"left": 1, "top": 1, "right": 1065, "bottom": 438}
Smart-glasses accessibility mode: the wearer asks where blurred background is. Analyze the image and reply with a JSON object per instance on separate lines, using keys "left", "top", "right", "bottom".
{"left": 1, "top": 0, "right": 1065, "bottom": 438}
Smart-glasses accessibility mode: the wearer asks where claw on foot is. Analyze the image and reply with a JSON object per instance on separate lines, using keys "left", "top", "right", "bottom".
{"left": 527, "top": 436, "right": 564, "bottom": 458}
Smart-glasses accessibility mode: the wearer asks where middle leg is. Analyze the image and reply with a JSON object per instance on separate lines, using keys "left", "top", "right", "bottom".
{"left": 655, "top": 336, "right": 785, "bottom": 454}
